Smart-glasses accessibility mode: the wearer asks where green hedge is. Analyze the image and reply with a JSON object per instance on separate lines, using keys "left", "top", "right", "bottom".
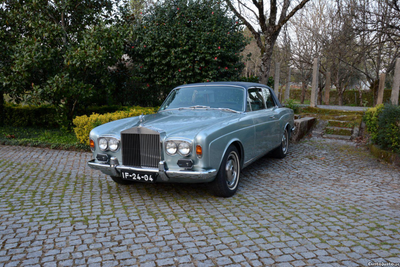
{"left": 289, "top": 89, "right": 393, "bottom": 106}
{"left": 3, "top": 104, "right": 58, "bottom": 128}
{"left": 2, "top": 104, "right": 131, "bottom": 128}
{"left": 364, "top": 104, "right": 400, "bottom": 153}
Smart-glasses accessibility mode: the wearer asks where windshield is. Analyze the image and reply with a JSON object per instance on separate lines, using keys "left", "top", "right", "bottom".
{"left": 159, "top": 86, "right": 245, "bottom": 112}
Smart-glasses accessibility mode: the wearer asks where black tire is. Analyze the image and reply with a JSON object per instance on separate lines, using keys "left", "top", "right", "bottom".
{"left": 211, "top": 145, "right": 241, "bottom": 197}
{"left": 110, "top": 176, "right": 135, "bottom": 185}
{"left": 271, "top": 127, "right": 289, "bottom": 159}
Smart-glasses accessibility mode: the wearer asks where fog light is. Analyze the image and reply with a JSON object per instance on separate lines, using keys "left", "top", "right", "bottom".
{"left": 177, "top": 159, "right": 193, "bottom": 169}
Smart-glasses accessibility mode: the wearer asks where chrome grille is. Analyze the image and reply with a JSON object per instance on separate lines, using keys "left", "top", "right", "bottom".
{"left": 121, "top": 127, "right": 161, "bottom": 168}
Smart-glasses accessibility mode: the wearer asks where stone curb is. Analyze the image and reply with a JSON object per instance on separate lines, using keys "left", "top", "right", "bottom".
{"left": 369, "top": 143, "right": 400, "bottom": 167}
{"left": 291, "top": 117, "right": 316, "bottom": 142}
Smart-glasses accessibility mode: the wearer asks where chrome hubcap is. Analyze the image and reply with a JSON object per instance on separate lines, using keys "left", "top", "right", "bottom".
{"left": 225, "top": 151, "right": 239, "bottom": 190}
{"left": 282, "top": 129, "right": 288, "bottom": 154}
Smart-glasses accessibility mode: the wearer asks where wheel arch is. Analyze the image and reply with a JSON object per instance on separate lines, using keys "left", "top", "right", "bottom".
{"left": 230, "top": 140, "right": 245, "bottom": 169}
{"left": 213, "top": 139, "right": 245, "bottom": 171}
{"left": 284, "top": 122, "right": 292, "bottom": 139}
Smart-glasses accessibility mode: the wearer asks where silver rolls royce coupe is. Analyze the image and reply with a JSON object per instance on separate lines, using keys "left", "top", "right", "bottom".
{"left": 88, "top": 82, "right": 295, "bottom": 197}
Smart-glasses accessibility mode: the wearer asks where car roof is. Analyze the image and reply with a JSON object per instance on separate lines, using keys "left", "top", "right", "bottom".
{"left": 175, "top": 82, "right": 271, "bottom": 90}
{"left": 172, "top": 81, "right": 282, "bottom": 108}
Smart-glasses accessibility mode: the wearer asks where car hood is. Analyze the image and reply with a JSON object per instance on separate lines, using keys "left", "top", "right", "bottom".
{"left": 139, "top": 110, "right": 240, "bottom": 139}
{"left": 92, "top": 109, "right": 241, "bottom": 140}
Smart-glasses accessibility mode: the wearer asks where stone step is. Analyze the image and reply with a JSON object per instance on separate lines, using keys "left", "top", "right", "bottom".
{"left": 324, "top": 126, "right": 353, "bottom": 136}
{"left": 323, "top": 134, "right": 352, "bottom": 140}
{"left": 327, "top": 120, "right": 357, "bottom": 128}
{"left": 334, "top": 114, "right": 363, "bottom": 121}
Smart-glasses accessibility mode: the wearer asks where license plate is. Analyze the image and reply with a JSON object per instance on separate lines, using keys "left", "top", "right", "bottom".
{"left": 121, "top": 170, "right": 156, "bottom": 182}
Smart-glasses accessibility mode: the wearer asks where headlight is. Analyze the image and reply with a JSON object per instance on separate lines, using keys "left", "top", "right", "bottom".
{"left": 166, "top": 141, "right": 177, "bottom": 155}
{"left": 98, "top": 138, "right": 108, "bottom": 151}
{"left": 108, "top": 138, "right": 119, "bottom": 151}
{"left": 178, "top": 142, "right": 191, "bottom": 156}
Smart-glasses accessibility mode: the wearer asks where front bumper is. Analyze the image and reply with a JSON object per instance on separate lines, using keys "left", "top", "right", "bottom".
{"left": 87, "top": 159, "right": 217, "bottom": 183}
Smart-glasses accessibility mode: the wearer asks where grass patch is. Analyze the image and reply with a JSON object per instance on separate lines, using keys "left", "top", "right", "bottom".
{"left": 0, "top": 126, "right": 89, "bottom": 151}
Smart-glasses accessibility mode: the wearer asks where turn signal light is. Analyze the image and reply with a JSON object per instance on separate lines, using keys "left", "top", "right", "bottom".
{"left": 196, "top": 145, "right": 202, "bottom": 157}
{"left": 90, "top": 139, "right": 95, "bottom": 151}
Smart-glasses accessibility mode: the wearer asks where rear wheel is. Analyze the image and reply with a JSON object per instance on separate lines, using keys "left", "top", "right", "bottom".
{"left": 271, "top": 127, "right": 289, "bottom": 159}
{"left": 211, "top": 145, "right": 241, "bottom": 197}
{"left": 110, "top": 176, "right": 135, "bottom": 185}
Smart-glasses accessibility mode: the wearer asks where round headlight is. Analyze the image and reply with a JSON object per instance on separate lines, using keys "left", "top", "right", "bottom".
{"left": 98, "top": 138, "right": 108, "bottom": 151}
{"left": 178, "top": 142, "right": 191, "bottom": 156}
{"left": 109, "top": 138, "right": 119, "bottom": 151}
{"left": 166, "top": 141, "right": 177, "bottom": 155}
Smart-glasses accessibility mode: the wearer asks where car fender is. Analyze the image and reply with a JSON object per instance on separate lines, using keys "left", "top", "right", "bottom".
{"left": 208, "top": 136, "right": 245, "bottom": 172}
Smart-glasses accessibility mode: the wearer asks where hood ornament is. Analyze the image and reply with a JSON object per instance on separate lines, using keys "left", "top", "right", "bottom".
{"left": 139, "top": 114, "right": 145, "bottom": 125}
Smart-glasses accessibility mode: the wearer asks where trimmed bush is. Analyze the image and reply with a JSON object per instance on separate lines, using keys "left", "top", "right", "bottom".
{"left": 376, "top": 104, "right": 400, "bottom": 152}
{"left": 73, "top": 106, "right": 157, "bottom": 145}
{"left": 77, "top": 105, "right": 128, "bottom": 116}
{"left": 364, "top": 104, "right": 384, "bottom": 141}
{"left": 364, "top": 104, "right": 400, "bottom": 153}
{"left": 2, "top": 103, "right": 134, "bottom": 129}
{"left": 3, "top": 103, "right": 58, "bottom": 128}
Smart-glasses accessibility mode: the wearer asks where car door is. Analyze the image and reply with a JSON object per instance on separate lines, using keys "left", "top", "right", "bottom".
{"left": 247, "top": 87, "right": 275, "bottom": 157}
{"left": 261, "top": 87, "right": 280, "bottom": 150}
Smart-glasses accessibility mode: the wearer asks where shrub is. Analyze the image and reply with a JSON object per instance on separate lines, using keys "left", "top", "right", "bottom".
{"left": 375, "top": 104, "right": 400, "bottom": 152}
{"left": 3, "top": 103, "right": 136, "bottom": 129}
{"left": 3, "top": 103, "right": 58, "bottom": 128}
{"left": 283, "top": 99, "right": 300, "bottom": 114}
{"left": 364, "top": 104, "right": 384, "bottom": 141}
{"left": 73, "top": 106, "right": 157, "bottom": 145}
{"left": 364, "top": 104, "right": 400, "bottom": 153}
{"left": 76, "top": 105, "right": 128, "bottom": 116}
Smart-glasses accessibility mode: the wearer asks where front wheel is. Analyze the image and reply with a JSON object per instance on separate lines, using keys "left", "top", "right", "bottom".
{"left": 271, "top": 127, "right": 289, "bottom": 159}
{"left": 210, "top": 145, "right": 241, "bottom": 197}
{"left": 110, "top": 176, "right": 135, "bottom": 185}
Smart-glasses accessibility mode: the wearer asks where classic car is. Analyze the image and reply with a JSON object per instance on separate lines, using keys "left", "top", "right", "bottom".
{"left": 88, "top": 82, "right": 295, "bottom": 197}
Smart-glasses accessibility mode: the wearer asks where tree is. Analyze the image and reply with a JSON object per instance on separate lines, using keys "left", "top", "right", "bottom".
{"left": 127, "top": 0, "right": 248, "bottom": 102}
{"left": 0, "top": 0, "right": 129, "bottom": 129}
{"left": 288, "top": 0, "right": 364, "bottom": 105}
{"left": 225, "top": 0, "right": 311, "bottom": 85}
{"left": 350, "top": 0, "right": 400, "bottom": 105}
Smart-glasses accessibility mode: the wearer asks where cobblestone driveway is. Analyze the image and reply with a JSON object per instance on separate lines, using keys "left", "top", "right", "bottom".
{"left": 1, "top": 139, "right": 400, "bottom": 267}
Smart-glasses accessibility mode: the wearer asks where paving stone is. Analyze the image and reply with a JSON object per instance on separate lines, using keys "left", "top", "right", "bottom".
{"left": 1, "top": 139, "right": 400, "bottom": 266}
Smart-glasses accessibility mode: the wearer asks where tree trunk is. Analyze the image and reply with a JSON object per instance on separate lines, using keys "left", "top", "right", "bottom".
{"left": 259, "top": 52, "right": 273, "bottom": 85}
{"left": 337, "top": 89, "right": 344, "bottom": 106}
{"left": 318, "top": 86, "right": 323, "bottom": 105}
{"left": 357, "top": 86, "right": 363, "bottom": 106}
{"left": 259, "top": 35, "right": 278, "bottom": 85}
{"left": 300, "top": 80, "right": 307, "bottom": 104}
{"left": 369, "top": 79, "right": 379, "bottom": 106}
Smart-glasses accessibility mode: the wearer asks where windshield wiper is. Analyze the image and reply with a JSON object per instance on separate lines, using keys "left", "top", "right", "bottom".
{"left": 188, "top": 105, "right": 211, "bottom": 109}
{"left": 214, "top": 108, "right": 241, "bottom": 113}
{"left": 164, "top": 106, "right": 240, "bottom": 113}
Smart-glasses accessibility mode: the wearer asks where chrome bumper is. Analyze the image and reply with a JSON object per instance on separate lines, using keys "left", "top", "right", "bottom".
{"left": 87, "top": 159, "right": 217, "bottom": 183}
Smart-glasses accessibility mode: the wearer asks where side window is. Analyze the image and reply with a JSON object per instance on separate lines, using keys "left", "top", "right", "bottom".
{"left": 247, "top": 88, "right": 266, "bottom": 111}
{"left": 262, "top": 88, "right": 276, "bottom": 109}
